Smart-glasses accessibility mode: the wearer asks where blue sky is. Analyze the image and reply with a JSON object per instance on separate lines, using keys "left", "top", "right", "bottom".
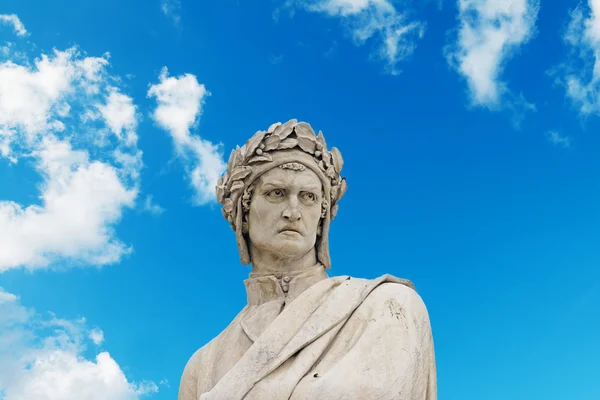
{"left": 0, "top": 0, "right": 599, "bottom": 398}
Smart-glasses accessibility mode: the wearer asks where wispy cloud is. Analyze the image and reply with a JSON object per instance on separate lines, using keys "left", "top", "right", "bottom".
{"left": 0, "top": 45, "right": 142, "bottom": 272}
{"left": 277, "top": 0, "right": 425, "bottom": 74}
{"left": 148, "top": 67, "right": 226, "bottom": 205}
{"left": 161, "top": 0, "right": 182, "bottom": 27}
{"left": 556, "top": 0, "right": 600, "bottom": 116}
{"left": 89, "top": 328, "right": 105, "bottom": 345}
{"left": 546, "top": 130, "right": 571, "bottom": 148}
{"left": 324, "top": 40, "right": 338, "bottom": 59}
{"left": 143, "top": 195, "right": 165, "bottom": 215}
{"left": 0, "top": 288, "right": 157, "bottom": 399}
{"left": 446, "top": 0, "right": 539, "bottom": 108}
{"left": 269, "top": 54, "right": 284, "bottom": 65}
{"left": 0, "top": 14, "right": 28, "bottom": 37}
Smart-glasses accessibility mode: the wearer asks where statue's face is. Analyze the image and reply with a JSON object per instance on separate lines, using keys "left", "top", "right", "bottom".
{"left": 248, "top": 166, "right": 323, "bottom": 260}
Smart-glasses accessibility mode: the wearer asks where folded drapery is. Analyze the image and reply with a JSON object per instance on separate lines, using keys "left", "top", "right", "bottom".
{"left": 179, "top": 267, "right": 436, "bottom": 400}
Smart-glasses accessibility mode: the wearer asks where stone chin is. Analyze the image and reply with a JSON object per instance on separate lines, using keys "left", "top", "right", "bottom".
{"left": 274, "top": 234, "right": 314, "bottom": 256}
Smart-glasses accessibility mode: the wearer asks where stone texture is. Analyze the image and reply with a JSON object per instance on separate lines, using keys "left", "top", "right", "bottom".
{"left": 179, "top": 120, "right": 437, "bottom": 400}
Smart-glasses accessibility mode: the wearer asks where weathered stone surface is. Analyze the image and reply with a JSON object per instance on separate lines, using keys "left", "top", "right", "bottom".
{"left": 179, "top": 120, "right": 437, "bottom": 400}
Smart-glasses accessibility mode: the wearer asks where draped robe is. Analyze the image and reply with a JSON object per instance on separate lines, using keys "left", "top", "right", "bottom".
{"left": 179, "top": 265, "right": 437, "bottom": 400}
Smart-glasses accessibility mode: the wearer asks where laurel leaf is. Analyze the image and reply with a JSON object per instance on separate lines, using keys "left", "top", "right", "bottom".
{"left": 276, "top": 126, "right": 294, "bottom": 140}
{"left": 297, "top": 136, "right": 317, "bottom": 154}
{"left": 273, "top": 122, "right": 287, "bottom": 137}
{"left": 221, "top": 175, "right": 229, "bottom": 192}
{"left": 278, "top": 138, "right": 298, "bottom": 150}
{"left": 230, "top": 180, "right": 245, "bottom": 192}
{"left": 226, "top": 149, "right": 236, "bottom": 172}
{"left": 275, "top": 119, "right": 298, "bottom": 139}
{"left": 319, "top": 151, "right": 330, "bottom": 168}
{"left": 263, "top": 135, "right": 281, "bottom": 151}
{"left": 229, "top": 166, "right": 252, "bottom": 183}
{"left": 244, "top": 130, "right": 267, "bottom": 160}
{"left": 294, "top": 122, "right": 316, "bottom": 139}
{"left": 216, "top": 184, "right": 225, "bottom": 203}
{"left": 331, "top": 204, "right": 339, "bottom": 219}
{"left": 330, "top": 185, "right": 339, "bottom": 202}
{"left": 267, "top": 122, "right": 282, "bottom": 133}
{"left": 247, "top": 153, "right": 273, "bottom": 164}
{"left": 325, "top": 165, "right": 336, "bottom": 179}
{"left": 316, "top": 130, "right": 327, "bottom": 151}
{"left": 223, "top": 198, "right": 235, "bottom": 214}
{"left": 331, "top": 147, "right": 344, "bottom": 172}
{"left": 338, "top": 178, "right": 347, "bottom": 201}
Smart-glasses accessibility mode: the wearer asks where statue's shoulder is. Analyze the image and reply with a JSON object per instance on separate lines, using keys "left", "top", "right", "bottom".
{"left": 368, "top": 274, "right": 430, "bottom": 318}
{"left": 178, "top": 306, "right": 250, "bottom": 399}
{"left": 179, "top": 331, "right": 222, "bottom": 399}
{"left": 179, "top": 345, "right": 204, "bottom": 400}
{"left": 327, "top": 273, "right": 427, "bottom": 315}
{"left": 326, "top": 273, "right": 416, "bottom": 292}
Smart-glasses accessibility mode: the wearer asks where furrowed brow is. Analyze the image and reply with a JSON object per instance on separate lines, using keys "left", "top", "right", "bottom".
{"left": 300, "top": 184, "right": 321, "bottom": 191}
{"left": 260, "top": 181, "right": 287, "bottom": 190}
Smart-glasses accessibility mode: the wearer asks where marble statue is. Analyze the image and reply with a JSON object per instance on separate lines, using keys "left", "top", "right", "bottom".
{"left": 178, "top": 119, "right": 437, "bottom": 400}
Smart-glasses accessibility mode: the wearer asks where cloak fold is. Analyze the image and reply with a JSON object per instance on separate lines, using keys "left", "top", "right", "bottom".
{"left": 180, "top": 270, "right": 436, "bottom": 400}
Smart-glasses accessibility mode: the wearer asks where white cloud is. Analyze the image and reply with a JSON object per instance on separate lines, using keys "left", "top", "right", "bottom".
{"left": 0, "top": 46, "right": 142, "bottom": 272}
{"left": 0, "top": 290, "right": 18, "bottom": 303}
{"left": 558, "top": 0, "right": 600, "bottom": 115}
{"left": 0, "top": 14, "right": 28, "bottom": 37}
{"left": 161, "top": 0, "right": 182, "bottom": 27}
{"left": 143, "top": 195, "right": 165, "bottom": 216}
{"left": 1, "top": 43, "right": 10, "bottom": 57}
{"left": 0, "top": 288, "right": 157, "bottom": 400}
{"left": 97, "top": 88, "right": 139, "bottom": 146}
{"left": 447, "top": 0, "right": 539, "bottom": 108}
{"left": 280, "top": 0, "right": 425, "bottom": 74}
{"left": 148, "top": 67, "right": 226, "bottom": 205}
{"left": 0, "top": 42, "right": 27, "bottom": 63}
{"left": 546, "top": 131, "right": 571, "bottom": 148}
{"left": 89, "top": 328, "right": 105, "bottom": 345}
{"left": 0, "top": 49, "right": 80, "bottom": 138}
{"left": 0, "top": 137, "right": 137, "bottom": 270}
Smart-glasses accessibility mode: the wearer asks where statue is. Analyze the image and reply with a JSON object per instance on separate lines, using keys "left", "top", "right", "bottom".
{"left": 178, "top": 120, "right": 437, "bottom": 400}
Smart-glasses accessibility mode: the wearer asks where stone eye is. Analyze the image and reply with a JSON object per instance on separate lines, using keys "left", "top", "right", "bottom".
{"left": 302, "top": 192, "right": 316, "bottom": 201}
{"left": 268, "top": 189, "right": 285, "bottom": 197}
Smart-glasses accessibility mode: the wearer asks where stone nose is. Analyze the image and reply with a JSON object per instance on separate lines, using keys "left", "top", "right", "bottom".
{"left": 282, "top": 207, "right": 301, "bottom": 221}
{"left": 282, "top": 198, "right": 301, "bottom": 221}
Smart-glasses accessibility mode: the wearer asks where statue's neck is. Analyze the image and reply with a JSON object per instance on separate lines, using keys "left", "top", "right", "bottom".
{"left": 249, "top": 247, "right": 317, "bottom": 277}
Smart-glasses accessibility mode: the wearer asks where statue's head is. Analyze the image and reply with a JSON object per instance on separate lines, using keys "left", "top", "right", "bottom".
{"left": 216, "top": 119, "right": 347, "bottom": 269}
